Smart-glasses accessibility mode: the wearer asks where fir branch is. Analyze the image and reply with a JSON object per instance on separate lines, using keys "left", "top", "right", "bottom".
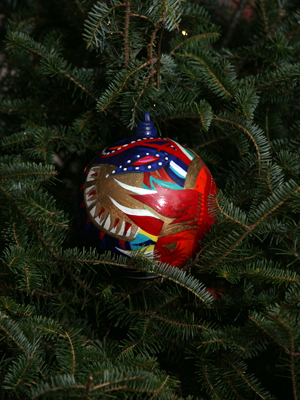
{"left": 0, "top": 185, "right": 60, "bottom": 250}
{"left": 214, "top": 194, "right": 249, "bottom": 229}
{"left": 73, "top": 0, "right": 86, "bottom": 15}
{"left": 161, "top": 100, "right": 213, "bottom": 131}
{"left": 63, "top": 331, "right": 76, "bottom": 376}
{"left": 257, "top": 0, "right": 269, "bottom": 33}
{"left": 212, "top": 116, "right": 268, "bottom": 173}
{"left": 170, "top": 31, "right": 220, "bottom": 55}
{"left": 196, "top": 100, "right": 213, "bottom": 131}
{"left": 41, "top": 58, "right": 98, "bottom": 102}
{"left": 7, "top": 32, "right": 98, "bottom": 102}
{"left": 62, "top": 71, "right": 98, "bottom": 102}
{"left": 131, "top": 257, "right": 213, "bottom": 305}
{"left": 132, "top": 69, "right": 157, "bottom": 124}
{"left": 255, "top": 63, "right": 300, "bottom": 90}
{"left": 182, "top": 52, "right": 234, "bottom": 99}
{"left": 0, "top": 314, "right": 28, "bottom": 354}
{"left": 97, "top": 59, "right": 157, "bottom": 112}
{"left": 13, "top": 223, "right": 21, "bottom": 247}
{"left": 12, "top": 355, "right": 32, "bottom": 390}
{"left": 234, "top": 263, "right": 299, "bottom": 286}
{"left": 149, "top": 374, "right": 170, "bottom": 400}
{"left": 1, "top": 131, "right": 33, "bottom": 148}
{"left": 0, "top": 98, "right": 38, "bottom": 114}
{"left": 195, "top": 136, "right": 227, "bottom": 149}
{"left": 250, "top": 181, "right": 300, "bottom": 228}
{"left": 249, "top": 314, "right": 286, "bottom": 352}
{"left": 0, "top": 170, "right": 56, "bottom": 181}
{"left": 153, "top": 314, "right": 210, "bottom": 333}
{"left": 31, "top": 375, "right": 80, "bottom": 399}
{"left": 290, "top": 330, "right": 297, "bottom": 400}
{"left": 7, "top": 31, "right": 45, "bottom": 57}
{"left": 61, "top": 265, "right": 97, "bottom": 296}
{"left": 202, "top": 227, "right": 253, "bottom": 269}
{"left": 0, "top": 162, "right": 57, "bottom": 187}
{"left": 85, "top": 2, "right": 126, "bottom": 49}
{"left": 165, "top": 0, "right": 181, "bottom": 30}
{"left": 200, "top": 356, "right": 222, "bottom": 400}
{"left": 225, "top": 376, "right": 247, "bottom": 400}
{"left": 119, "top": 317, "right": 152, "bottom": 357}
{"left": 130, "top": 13, "right": 154, "bottom": 24}
{"left": 228, "top": 361, "right": 268, "bottom": 400}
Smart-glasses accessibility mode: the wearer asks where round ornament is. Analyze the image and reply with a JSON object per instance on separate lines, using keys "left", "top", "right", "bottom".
{"left": 78, "top": 113, "right": 217, "bottom": 268}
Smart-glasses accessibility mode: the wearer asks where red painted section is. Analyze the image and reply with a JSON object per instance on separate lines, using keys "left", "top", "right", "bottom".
{"left": 132, "top": 184, "right": 199, "bottom": 225}
{"left": 132, "top": 155, "right": 159, "bottom": 165}
{"left": 156, "top": 168, "right": 174, "bottom": 183}
{"left": 100, "top": 231, "right": 105, "bottom": 240}
{"left": 127, "top": 215, "right": 164, "bottom": 236}
{"left": 114, "top": 218, "right": 120, "bottom": 229}
{"left": 88, "top": 190, "right": 96, "bottom": 197}
{"left": 80, "top": 201, "right": 85, "bottom": 208}
{"left": 143, "top": 172, "right": 151, "bottom": 188}
{"left": 195, "top": 165, "right": 217, "bottom": 231}
{"left": 155, "top": 230, "right": 196, "bottom": 268}
{"left": 151, "top": 170, "right": 161, "bottom": 180}
{"left": 119, "top": 240, "right": 126, "bottom": 249}
{"left": 98, "top": 208, "right": 105, "bottom": 218}
{"left": 124, "top": 222, "right": 131, "bottom": 235}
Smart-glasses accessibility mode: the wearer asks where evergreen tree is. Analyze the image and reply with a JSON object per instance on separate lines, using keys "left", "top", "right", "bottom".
{"left": 1, "top": 0, "right": 300, "bottom": 398}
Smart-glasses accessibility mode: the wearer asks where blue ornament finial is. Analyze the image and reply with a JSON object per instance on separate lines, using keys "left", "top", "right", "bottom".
{"left": 135, "top": 112, "right": 157, "bottom": 138}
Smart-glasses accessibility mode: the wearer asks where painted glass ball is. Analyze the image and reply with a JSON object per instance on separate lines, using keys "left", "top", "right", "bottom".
{"left": 78, "top": 113, "right": 217, "bottom": 268}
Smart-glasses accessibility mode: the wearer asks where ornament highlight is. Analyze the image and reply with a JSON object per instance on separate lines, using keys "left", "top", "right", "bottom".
{"left": 78, "top": 113, "right": 217, "bottom": 268}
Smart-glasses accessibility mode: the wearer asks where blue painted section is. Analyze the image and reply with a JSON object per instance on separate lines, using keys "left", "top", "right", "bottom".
{"left": 130, "top": 233, "right": 156, "bottom": 248}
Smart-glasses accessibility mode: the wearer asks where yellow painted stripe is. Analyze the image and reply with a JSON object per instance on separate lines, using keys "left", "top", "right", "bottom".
{"left": 139, "top": 229, "right": 158, "bottom": 243}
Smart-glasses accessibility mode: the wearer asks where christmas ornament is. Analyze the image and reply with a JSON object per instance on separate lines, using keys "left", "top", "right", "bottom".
{"left": 78, "top": 113, "right": 217, "bottom": 268}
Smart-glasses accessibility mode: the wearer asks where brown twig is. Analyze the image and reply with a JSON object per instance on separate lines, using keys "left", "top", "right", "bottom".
{"left": 124, "top": 0, "right": 131, "bottom": 69}
{"left": 157, "top": 27, "right": 164, "bottom": 88}
{"left": 149, "top": 0, "right": 166, "bottom": 82}
{"left": 222, "top": 0, "right": 249, "bottom": 47}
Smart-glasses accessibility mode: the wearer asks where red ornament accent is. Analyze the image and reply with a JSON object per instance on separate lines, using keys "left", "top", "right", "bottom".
{"left": 132, "top": 155, "right": 160, "bottom": 165}
{"left": 100, "top": 231, "right": 105, "bottom": 240}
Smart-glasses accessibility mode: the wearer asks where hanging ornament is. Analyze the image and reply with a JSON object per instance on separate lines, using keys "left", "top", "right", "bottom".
{"left": 77, "top": 112, "right": 217, "bottom": 268}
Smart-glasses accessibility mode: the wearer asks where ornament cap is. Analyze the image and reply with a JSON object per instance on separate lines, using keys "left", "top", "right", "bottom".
{"left": 134, "top": 112, "right": 157, "bottom": 138}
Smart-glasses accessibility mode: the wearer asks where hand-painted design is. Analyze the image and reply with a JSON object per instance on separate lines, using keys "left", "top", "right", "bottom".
{"left": 78, "top": 113, "right": 217, "bottom": 269}
{"left": 93, "top": 137, "right": 194, "bottom": 187}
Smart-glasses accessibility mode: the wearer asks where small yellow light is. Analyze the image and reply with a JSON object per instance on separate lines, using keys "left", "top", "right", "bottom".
{"left": 107, "top": 21, "right": 111, "bottom": 26}
{"left": 182, "top": 30, "right": 188, "bottom": 36}
{"left": 153, "top": 104, "right": 156, "bottom": 107}
{"left": 24, "top": 132, "right": 26, "bottom": 135}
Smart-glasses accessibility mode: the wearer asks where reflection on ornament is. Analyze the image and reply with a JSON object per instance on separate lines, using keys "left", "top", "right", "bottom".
{"left": 78, "top": 112, "right": 217, "bottom": 268}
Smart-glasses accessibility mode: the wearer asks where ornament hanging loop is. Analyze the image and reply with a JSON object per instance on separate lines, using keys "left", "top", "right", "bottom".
{"left": 134, "top": 112, "right": 158, "bottom": 138}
